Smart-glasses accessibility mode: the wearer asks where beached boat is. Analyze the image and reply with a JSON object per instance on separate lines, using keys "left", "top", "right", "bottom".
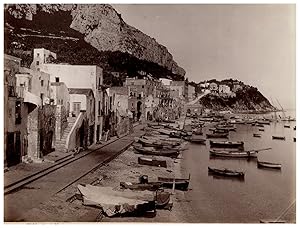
{"left": 210, "top": 149, "right": 257, "bottom": 158}
{"left": 206, "top": 133, "right": 229, "bottom": 139}
{"left": 284, "top": 125, "right": 290, "bottom": 128}
{"left": 253, "top": 133, "right": 261, "bottom": 138}
{"left": 189, "top": 138, "right": 206, "bottom": 144}
{"left": 192, "top": 128, "right": 203, "bottom": 135}
{"left": 208, "top": 167, "right": 245, "bottom": 178}
{"left": 256, "top": 124, "right": 265, "bottom": 127}
{"left": 257, "top": 161, "right": 282, "bottom": 169}
{"left": 138, "top": 137, "right": 180, "bottom": 148}
{"left": 210, "top": 140, "right": 244, "bottom": 148}
{"left": 120, "top": 181, "right": 163, "bottom": 191}
{"left": 272, "top": 136, "right": 285, "bottom": 140}
{"left": 157, "top": 176, "right": 190, "bottom": 191}
{"left": 258, "top": 128, "right": 265, "bottom": 131}
{"left": 133, "top": 145, "right": 180, "bottom": 158}
{"left": 138, "top": 157, "right": 167, "bottom": 168}
{"left": 77, "top": 184, "right": 156, "bottom": 217}
{"left": 257, "top": 120, "right": 271, "bottom": 125}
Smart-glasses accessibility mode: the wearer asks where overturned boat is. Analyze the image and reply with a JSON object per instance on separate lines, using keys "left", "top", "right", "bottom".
{"left": 257, "top": 161, "right": 282, "bottom": 169}
{"left": 208, "top": 167, "right": 245, "bottom": 178}
{"left": 210, "top": 140, "right": 244, "bottom": 148}
{"left": 77, "top": 184, "right": 156, "bottom": 217}
{"left": 138, "top": 156, "right": 167, "bottom": 168}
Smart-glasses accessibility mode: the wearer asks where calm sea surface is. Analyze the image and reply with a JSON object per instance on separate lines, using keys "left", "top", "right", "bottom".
{"left": 180, "top": 111, "right": 296, "bottom": 223}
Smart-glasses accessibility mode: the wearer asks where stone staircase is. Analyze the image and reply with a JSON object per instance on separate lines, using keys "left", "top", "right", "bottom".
{"left": 55, "top": 117, "right": 77, "bottom": 153}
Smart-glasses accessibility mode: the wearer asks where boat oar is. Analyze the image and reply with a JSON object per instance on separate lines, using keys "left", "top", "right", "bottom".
{"left": 248, "top": 147, "right": 272, "bottom": 153}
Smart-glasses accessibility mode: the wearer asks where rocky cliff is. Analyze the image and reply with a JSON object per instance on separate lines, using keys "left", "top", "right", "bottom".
{"left": 4, "top": 4, "right": 185, "bottom": 77}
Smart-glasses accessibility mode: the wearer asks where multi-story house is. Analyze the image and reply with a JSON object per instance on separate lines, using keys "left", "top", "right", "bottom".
{"left": 33, "top": 48, "right": 104, "bottom": 144}
{"left": 4, "top": 54, "right": 28, "bottom": 167}
{"left": 125, "top": 76, "right": 158, "bottom": 121}
{"left": 15, "top": 63, "right": 56, "bottom": 161}
{"left": 169, "top": 80, "right": 189, "bottom": 101}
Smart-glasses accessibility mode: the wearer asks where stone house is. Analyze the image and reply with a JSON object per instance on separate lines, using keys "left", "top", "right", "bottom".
{"left": 169, "top": 80, "right": 189, "bottom": 101}
{"left": 34, "top": 48, "right": 104, "bottom": 143}
{"left": 4, "top": 54, "right": 29, "bottom": 167}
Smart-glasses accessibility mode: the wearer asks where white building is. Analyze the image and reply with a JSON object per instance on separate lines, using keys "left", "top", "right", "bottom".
{"left": 219, "top": 84, "right": 231, "bottom": 94}
{"left": 32, "top": 48, "right": 104, "bottom": 143}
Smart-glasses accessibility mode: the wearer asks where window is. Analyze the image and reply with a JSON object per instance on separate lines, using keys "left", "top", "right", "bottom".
{"left": 41, "top": 80, "right": 44, "bottom": 87}
{"left": 36, "top": 61, "right": 39, "bottom": 66}
{"left": 37, "top": 53, "right": 40, "bottom": 57}
{"left": 55, "top": 77, "right": 59, "bottom": 82}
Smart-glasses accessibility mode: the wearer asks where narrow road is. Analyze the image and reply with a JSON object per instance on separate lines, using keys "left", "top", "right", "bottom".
{"left": 4, "top": 125, "right": 145, "bottom": 222}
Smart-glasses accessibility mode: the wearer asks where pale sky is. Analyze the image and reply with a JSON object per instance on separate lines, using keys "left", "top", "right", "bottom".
{"left": 113, "top": 4, "right": 296, "bottom": 109}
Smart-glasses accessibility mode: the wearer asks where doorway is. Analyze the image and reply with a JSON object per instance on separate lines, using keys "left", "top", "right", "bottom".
{"left": 73, "top": 102, "right": 81, "bottom": 116}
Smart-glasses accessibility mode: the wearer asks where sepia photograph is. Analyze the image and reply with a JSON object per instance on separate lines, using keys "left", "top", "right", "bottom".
{"left": 2, "top": 0, "right": 296, "bottom": 224}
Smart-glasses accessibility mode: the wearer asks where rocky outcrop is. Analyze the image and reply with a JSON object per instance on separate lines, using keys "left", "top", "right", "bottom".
{"left": 5, "top": 4, "right": 185, "bottom": 76}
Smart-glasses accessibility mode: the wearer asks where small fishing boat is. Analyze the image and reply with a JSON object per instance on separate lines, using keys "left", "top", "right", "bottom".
{"left": 284, "top": 125, "right": 290, "bottom": 128}
{"left": 210, "top": 140, "right": 244, "bottom": 148}
{"left": 157, "top": 176, "right": 190, "bottom": 191}
{"left": 216, "top": 126, "right": 236, "bottom": 131}
{"left": 120, "top": 181, "right": 162, "bottom": 191}
{"left": 192, "top": 128, "right": 203, "bottom": 135}
{"left": 206, "top": 133, "right": 229, "bottom": 139}
{"left": 253, "top": 133, "right": 261, "bottom": 138}
{"left": 210, "top": 149, "right": 257, "bottom": 158}
{"left": 272, "top": 136, "right": 285, "bottom": 140}
{"left": 133, "top": 145, "right": 180, "bottom": 158}
{"left": 258, "top": 128, "right": 265, "bottom": 131}
{"left": 257, "top": 120, "right": 271, "bottom": 125}
{"left": 189, "top": 138, "right": 206, "bottom": 144}
{"left": 208, "top": 167, "right": 245, "bottom": 178}
{"left": 138, "top": 157, "right": 167, "bottom": 168}
{"left": 257, "top": 161, "right": 282, "bottom": 169}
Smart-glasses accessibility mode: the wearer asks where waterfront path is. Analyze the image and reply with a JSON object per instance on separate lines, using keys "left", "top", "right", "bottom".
{"left": 4, "top": 124, "right": 145, "bottom": 222}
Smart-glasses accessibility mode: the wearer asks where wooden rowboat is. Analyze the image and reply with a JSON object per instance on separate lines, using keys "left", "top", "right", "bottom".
{"left": 206, "top": 133, "right": 228, "bottom": 139}
{"left": 133, "top": 145, "right": 180, "bottom": 158}
{"left": 120, "top": 181, "right": 162, "bottom": 191}
{"left": 208, "top": 167, "right": 245, "bottom": 178}
{"left": 210, "top": 149, "right": 257, "bottom": 158}
{"left": 157, "top": 175, "right": 190, "bottom": 191}
{"left": 138, "top": 157, "right": 167, "bottom": 168}
{"left": 210, "top": 140, "right": 244, "bottom": 148}
{"left": 272, "top": 136, "right": 285, "bottom": 140}
{"left": 189, "top": 138, "right": 206, "bottom": 144}
{"left": 257, "top": 161, "right": 282, "bottom": 169}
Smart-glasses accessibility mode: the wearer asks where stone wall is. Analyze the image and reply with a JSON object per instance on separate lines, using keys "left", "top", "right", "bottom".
{"left": 38, "top": 104, "right": 56, "bottom": 156}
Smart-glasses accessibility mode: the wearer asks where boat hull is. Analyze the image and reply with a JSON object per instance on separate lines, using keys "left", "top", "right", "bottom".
{"left": 138, "top": 157, "right": 167, "bottom": 168}
{"left": 210, "top": 150, "right": 257, "bottom": 158}
{"left": 208, "top": 167, "right": 244, "bottom": 178}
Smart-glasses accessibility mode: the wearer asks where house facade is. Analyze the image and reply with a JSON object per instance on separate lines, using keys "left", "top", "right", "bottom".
{"left": 34, "top": 48, "right": 104, "bottom": 143}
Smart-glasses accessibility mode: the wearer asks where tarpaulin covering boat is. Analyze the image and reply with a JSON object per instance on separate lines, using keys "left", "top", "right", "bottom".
{"left": 77, "top": 184, "right": 156, "bottom": 217}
